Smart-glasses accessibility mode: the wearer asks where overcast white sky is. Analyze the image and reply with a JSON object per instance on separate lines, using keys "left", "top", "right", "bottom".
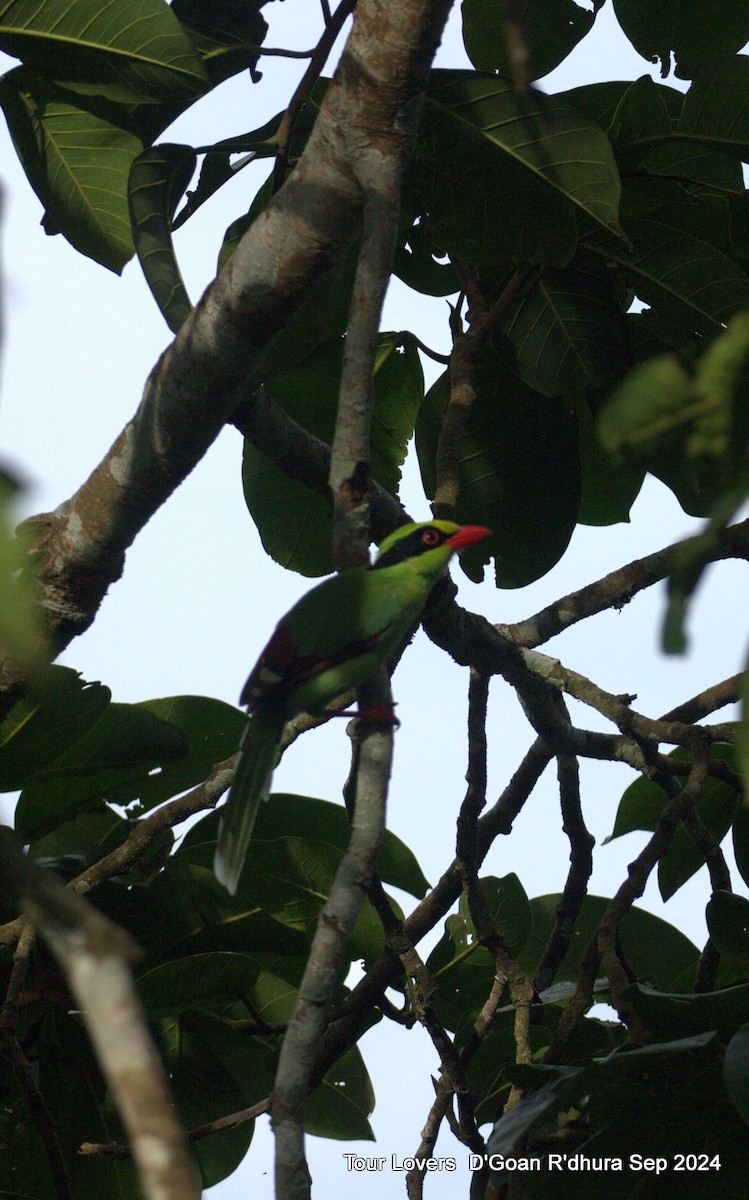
{"left": 1, "top": 3, "right": 748, "bottom": 1197}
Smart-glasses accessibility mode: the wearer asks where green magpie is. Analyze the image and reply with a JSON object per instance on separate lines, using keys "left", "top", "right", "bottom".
{"left": 214, "top": 520, "right": 490, "bottom": 892}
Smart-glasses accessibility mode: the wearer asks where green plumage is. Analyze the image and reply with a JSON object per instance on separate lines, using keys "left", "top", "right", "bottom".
{"left": 214, "top": 520, "right": 489, "bottom": 893}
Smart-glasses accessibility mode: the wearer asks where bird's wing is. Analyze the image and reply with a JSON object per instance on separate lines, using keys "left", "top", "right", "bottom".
{"left": 240, "top": 566, "right": 423, "bottom": 712}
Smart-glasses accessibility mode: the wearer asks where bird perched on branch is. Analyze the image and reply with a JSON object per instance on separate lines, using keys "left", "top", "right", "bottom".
{"left": 214, "top": 520, "right": 490, "bottom": 892}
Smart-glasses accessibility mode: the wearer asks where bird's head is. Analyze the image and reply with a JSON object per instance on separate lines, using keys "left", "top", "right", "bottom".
{"left": 374, "top": 521, "right": 491, "bottom": 570}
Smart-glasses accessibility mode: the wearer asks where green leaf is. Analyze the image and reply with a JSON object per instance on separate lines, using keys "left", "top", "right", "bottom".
{"left": 707, "top": 891, "right": 749, "bottom": 974}
{"left": 120, "top": 695, "right": 247, "bottom": 813}
{"left": 29, "top": 807, "right": 130, "bottom": 865}
{"left": 244, "top": 333, "right": 423, "bottom": 576}
{"left": 558, "top": 78, "right": 682, "bottom": 138}
{"left": 128, "top": 143, "right": 196, "bottom": 331}
{"left": 517, "top": 894, "right": 700, "bottom": 991}
{"left": 241, "top": 793, "right": 430, "bottom": 899}
{"left": 500, "top": 257, "right": 629, "bottom": 397}
{"left": 306, "top": 1045, "right": 375, "bottom": 1141}
{"left": 138, "top": 951, "right": 261, "bottom": 1017}
{"left": 15, "top": 702, "right": 188, "bottom": 841}
{"left": 602, "top": 313, "right": 749, "bottom": 465}
{"left": 680, "top": 56, "right": 749, "bottom": 161}
{"left": 574, "top": 394, "right": 644, "bottom": 525}
{"left": 0, "top": 1010, "right": 140, "bottom": 1200}
{"left": 412, "top": 71, "right": 621, "bottom": 268}
{"left": 415, "top": 353, "right": 580, "bottom": 587}
{"left": 733, "top": 799, "right": 749, "bottom": 888}
{"left": 172, "top": 0, "right": 268, "bottom": 89}
{"left": 0, "top": 667, "right": 111, "bottom": 794}
{"left": 625, "top": 980, "right": 749, "bottom": 1041}
{"left": 122, "top": 857, "right": 309, "bottom": 965}
{"left": 0, "top": 0, "right": 208, "bottom": 104}
{"left": 612, "top": 0, "right": 749, "bottom": 80}
{"left": 183, "top": 796, "right": 430, "bottom": 900}
{"left": 724, "top": 1022, "right": 749, "bottom": 1124}
{"left": 599, "top": 188, "right": 749, "bottom": 340}
{"left": 0, "top": 473, "right": 45, "bottom": 671}
{"left": 490, "top": 1031, "right": 749, "bottom": 1196}
{"left": 156, "top": 1013, "right": 253, "bottom": 1187}
{"left": 393, "top": 217, "right": 459, "bottom": 296}
{"left": 183, "top": 1004, "right": 375, "bottom": 1141}
{"left": 0, "top": 68, "right": 140, "bottom": 272}
{"left": 178, "top": 829, "right": 387, "bottom": 959}
{"left": 462, "top": 0, "right": 601, "bottom": 81}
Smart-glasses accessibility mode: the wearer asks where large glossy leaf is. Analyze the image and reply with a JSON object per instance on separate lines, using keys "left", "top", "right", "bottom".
{"left": 0, "top": 68, "right": 140, "bottom": 272}
{"left": 138, "top": 951, "right": 261, "bottom": 1017}
{"left": 15, "top": 702, "right": 189, "bottom": 842}
{"left": 558, "top": 78, "right": 681, "bottom": 137}
{"left": 243, "top": 332, "right": 423, "bottom": 576}
{"left": 155, "top": 1012, "right": 254, "bottom": 1186}
{"left": 188, "top": 1007, "right": 375, "bottom": 1140}
{"left": 415, "top": 353, "right": 580, "bottom": 587}
{"left": 123, "top": 695, "right": 247, "bottom": 812}
{"left": 707, "top": 891, "right": 749, "bottom": 976}
{"left": 462, "top": 0, "right": 601, "bottom": 82}
{"left": 128, "top": 143, "right": 196, "bottom": 331}
{"left": 517, "top": 894, "right": 700, "bottom": 991}
{"left": 612, "top": 0, "right": 749, "bottom": 80}
{"left": 0, "top": 667, "right": 111, "bottom": 793}
{"left": 724, "top": 1022, "right": 749, "bottom": 1124}
{"left": 306, "top": 1044, "right": 376, "bottom": 1141}
{"left": 0, "top": 0, "right": 208, "bottom": 104}
{"left": 680, "top": 57, "right": 749, "bottom": 162}
{"left": 181, "top": 793, "right": 429, "bottom": 898}
{"left": 598, "top": 187, "right": 749, "bottom": 337}
{"left": 411, "top": 71, "right": 621, "bottom": 268}
{"left": 500, "top": 257, "right": 629, "bottom": 397}
{"left": 595, "top": 74, "right": 746, "bottom": 195}
{"left": 181, "top": 831, "right": 393, "bottom": 963}
{"left": 172, "top": 0, "right": 268, "bottom": 89}
{"left": 626, "top": 980, "right": 749, "bottom": 1041}
{"left": 393, "top": 216, "right": 460, "bottom": 296}
{"left": 574, "top": 394, "right": 644, "bottom": 526}
{"left": 733, "top": 798, "right": 749, "bottom": 888}
{"left": 599, "top": 313, "right": 749, "bottom": 521}
{"left": 120, "top": 856, "right": 309, "bottom": 965}
{"left": 0, "top": 474, "right": 44, "bottom": 671}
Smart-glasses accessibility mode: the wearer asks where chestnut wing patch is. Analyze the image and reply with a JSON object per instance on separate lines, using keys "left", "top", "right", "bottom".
{"left": 241, "top": 624, "right": 384, "bottom": 712}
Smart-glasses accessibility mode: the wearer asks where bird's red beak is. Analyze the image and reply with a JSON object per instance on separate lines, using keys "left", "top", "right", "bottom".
{"left": 448, "top": 525, "right": 492, "bottom": 551}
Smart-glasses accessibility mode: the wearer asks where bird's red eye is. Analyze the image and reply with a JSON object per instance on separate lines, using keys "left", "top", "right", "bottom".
{"left": 421, "top": 528, "right": 441, "bottom": 546}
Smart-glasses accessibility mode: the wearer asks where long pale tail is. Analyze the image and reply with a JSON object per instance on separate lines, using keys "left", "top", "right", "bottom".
{"left": 214, "top": 706, "right": 285, "bottom": 894}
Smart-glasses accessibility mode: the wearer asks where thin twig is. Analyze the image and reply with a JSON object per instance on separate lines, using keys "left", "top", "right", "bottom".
{"left": 271, "top": 0, "right": 358, "bottom": 193}
{"left": 534, "top": 700, "right": 594, "bottom": 992}
{"left": 81, "top": 1096, "right": 271, "bottom": 1158}
{"left": 456, "top": 672, "right": 535, "bottom": 1112}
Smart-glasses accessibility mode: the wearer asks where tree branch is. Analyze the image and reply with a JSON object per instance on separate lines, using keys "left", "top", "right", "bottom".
{"left": 272, "top": 673, "right": 394, "bottom": 1200}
